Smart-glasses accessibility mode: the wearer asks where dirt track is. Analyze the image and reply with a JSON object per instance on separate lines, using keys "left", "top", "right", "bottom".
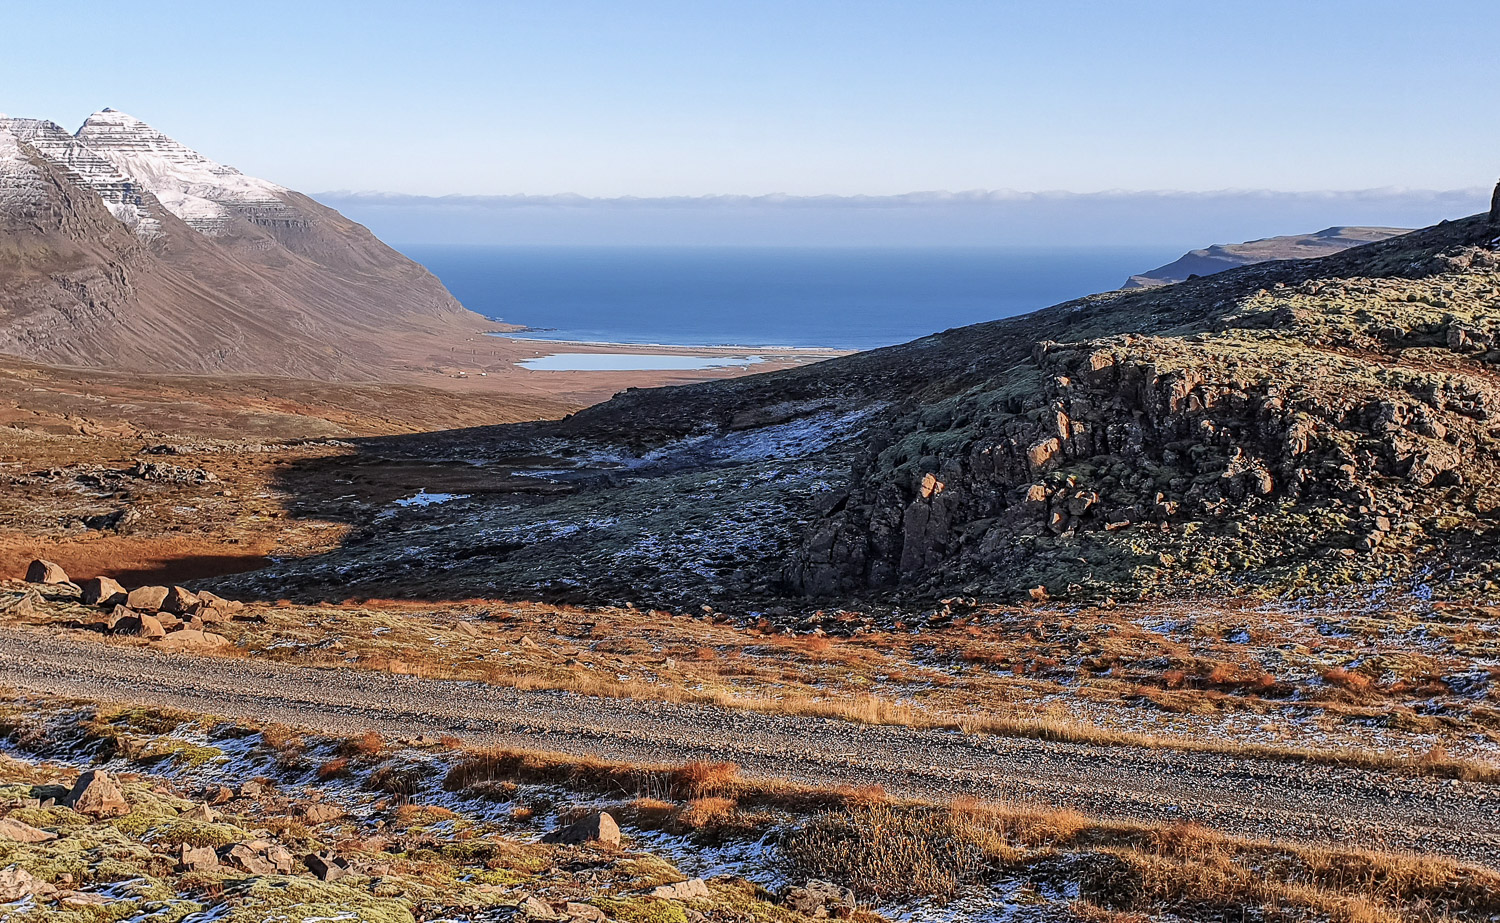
{"left": 0, "top": 625, "right": 1493, "bottom": 867}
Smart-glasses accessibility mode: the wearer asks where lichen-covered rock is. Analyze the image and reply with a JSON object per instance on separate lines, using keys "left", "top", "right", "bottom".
{"left": 63, "top": 768, "right": 129, "bottom": 817}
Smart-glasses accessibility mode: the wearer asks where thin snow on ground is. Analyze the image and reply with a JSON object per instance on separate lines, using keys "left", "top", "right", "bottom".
{"left": 392, "top": 490, "right": 472, "bottom": 508}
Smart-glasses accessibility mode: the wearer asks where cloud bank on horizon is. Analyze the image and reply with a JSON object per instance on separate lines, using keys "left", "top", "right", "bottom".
{"left": 316, "top": 187, "right": 1488, "bottom": 249}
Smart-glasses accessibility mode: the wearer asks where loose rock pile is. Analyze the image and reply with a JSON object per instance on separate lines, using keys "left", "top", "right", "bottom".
{"left": 22, "top": 559, "right": 245, "bottom": 650}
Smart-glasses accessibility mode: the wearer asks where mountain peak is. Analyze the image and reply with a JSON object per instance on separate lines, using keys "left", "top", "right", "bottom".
{"left": 75, "top": 108, "right": 286, "bottom": 235}
{"left": 0, "top": 115, "right": 165, "bottom": 239}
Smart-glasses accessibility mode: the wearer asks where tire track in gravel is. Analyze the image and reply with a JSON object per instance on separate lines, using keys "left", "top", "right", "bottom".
{"left": 0, "top": 626, "right": 1494, "bottom": 867}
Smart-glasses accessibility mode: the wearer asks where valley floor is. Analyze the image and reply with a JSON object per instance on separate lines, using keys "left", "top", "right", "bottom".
{"left": 0, "top": 346, "right": 1497, "bottom": 922}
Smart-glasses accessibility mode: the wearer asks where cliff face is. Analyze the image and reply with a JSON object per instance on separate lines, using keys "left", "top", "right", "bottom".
{"left": 0, "top": 110, "right": 487, "bottom": 379}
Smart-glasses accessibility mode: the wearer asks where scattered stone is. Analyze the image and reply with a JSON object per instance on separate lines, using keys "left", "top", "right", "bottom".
{"left": 80, "top": 576, "right": 127, "bottom": 607}
{"left": 783, "top": 880, "right": 856, "bottom": 919}
{"left": 303, "top": 851, "right": 351, "bottom": 881}
{"left": 237, "top": 780, "right": 264, "bottom": 798}
{"left": 520, "top": 895, "right": 561, "bottom": 920}
{"left": 565, "top": 902, "right": 608, "bottom": 923}
{"left": 540, "top": 811, "right": 621, "bottom": 847}
{"left": 1028, "top": 585, "right": 1049, "bottom": 602}
{"left": 125, "top": 585, "right": 170, "bottom": 611}
{"left": 297, "top": 802, "right": 344, "bottom": 824}
{"left": 204, "top": 785, "right": 235, "bottom": 805}
{"left": 0, "top": 865, "right": 54, "bottom": 901}
{"left": 224, "top": 839, "right": 295, "bottom": 875}
{"left": 519, "top": 635, "right": 540, "bottom": 649}
{"left": 177, "top": 843, "right": 219, "bottom": 872}
{"left": 24, "top": 559, "right": 69, "bottom": 585}
{"left": 181, "top": 803, "right": 215, "bottom": 822}
{"left": 63, "top": 769, "right": 130, "bottom": 817}
{"left": 649, "top": 878, "right": 711, "bottom": 901}
{"left": 0, "top": 816, "right": 55, "bottom": 843}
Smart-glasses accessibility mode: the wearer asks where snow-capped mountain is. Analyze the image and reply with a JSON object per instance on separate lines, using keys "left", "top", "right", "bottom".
{"left": 75, "top": 109, "right": 289, "bottom": 236}
{"left": 1, "top": 116, "right": 165, "bottom": 240}
{"left": 0, "top": 108, "right": 489, "bottom": 378}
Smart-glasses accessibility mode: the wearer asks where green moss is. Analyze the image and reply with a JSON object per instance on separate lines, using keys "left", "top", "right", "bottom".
{"left": 221, "top": 876, "right": 415, "bottom": 923}
{"left": 9, "top": 807, "right": 88, "bottom": 829}
{"left": 614, "top": 855, "right": 684, "bottom": 888}
{"left": 595, "top": 897, "right": 690, "bottom": 923}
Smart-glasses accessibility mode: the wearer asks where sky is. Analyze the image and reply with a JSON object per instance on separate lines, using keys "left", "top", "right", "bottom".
{"left": 5, "top": 0, "right": 1499, "bottom": 200}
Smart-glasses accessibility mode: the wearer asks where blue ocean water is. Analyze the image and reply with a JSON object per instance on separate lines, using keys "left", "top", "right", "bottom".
{"left": 402, "top": 246, "right": 1179, "bottom": 350}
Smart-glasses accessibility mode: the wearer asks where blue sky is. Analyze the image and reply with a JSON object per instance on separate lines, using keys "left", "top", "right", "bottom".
{"left": 5, "top": 0, "right": 1497, "bottom": 197}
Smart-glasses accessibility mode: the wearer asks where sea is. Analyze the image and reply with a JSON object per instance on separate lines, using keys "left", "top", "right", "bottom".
{"left": 402, "top": 245, "right": 1181, "bottom": 351}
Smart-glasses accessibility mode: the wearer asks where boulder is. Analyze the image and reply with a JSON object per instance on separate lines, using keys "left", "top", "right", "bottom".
{"left": 177, "top": 843, "right": 219, "bottom": 872}
{"left": 649, "top": 878, "right": 711, "bottom": 901}
{"left": 180, "top": 803, "right": 215, "bottom": 822}
{"left": 303, "top": 851, "right": 351, "bottom": 882}
{"left": 125, "top": 585, "right": 170, "bottom": 611}
{"left": 156, "top": 629, "right": 230, "bottom": 651}
{"left": 24, "top": 559, "right": 69, "bottom": 585}
{"left": 161, "top": 586, "right": 200, "bottom": 615}
{"left": 113, "top": 613, "right": 166, "bottom": 639}
{"left": 0, "top": 816, "right": 55, "bottom": 843}
{"left": 80, "top": 576, "right": 127, "bottom": 607}
{"left": 63, "top": 769, "right": 130, "bottom": 817}
{"left": 540, "top": 811, "right": 621, "bottom": 847}
{"left": 0, "top": 865, "right": 54, "bottom": 902}
{"left": 783, "top": 880, "right": 856, "bottom": 919}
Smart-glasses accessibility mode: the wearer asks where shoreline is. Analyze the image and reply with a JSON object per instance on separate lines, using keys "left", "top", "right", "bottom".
{"left": 485, "top": 329, "right": 854, "bottom": 356}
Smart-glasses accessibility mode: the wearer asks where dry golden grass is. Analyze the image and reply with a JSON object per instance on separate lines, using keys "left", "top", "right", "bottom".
{"left": 436, "top": 738, "right": 1499, "bottom": 920}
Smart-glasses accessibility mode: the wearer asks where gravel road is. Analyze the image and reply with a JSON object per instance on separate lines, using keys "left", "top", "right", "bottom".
{"left": 0, "top": 626, "right": 1493, "bottom": 867}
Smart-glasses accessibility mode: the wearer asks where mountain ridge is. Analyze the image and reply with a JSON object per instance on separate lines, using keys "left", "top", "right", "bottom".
{"left": 1122, "top": 225, "right": 1412, "bottom": 289}
{"left": 0, "top": 109, "right": 493, "bottom": 379}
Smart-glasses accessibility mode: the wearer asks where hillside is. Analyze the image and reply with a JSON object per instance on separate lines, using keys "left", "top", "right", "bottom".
{"left": 238, "top": 209, "right": 1500, "bottom": 607}
{"left": 0, "top": 111, "right": 492, "bottom": 379}
{"left": 1122, "top": 225, "right": 1411, "bottom": 288}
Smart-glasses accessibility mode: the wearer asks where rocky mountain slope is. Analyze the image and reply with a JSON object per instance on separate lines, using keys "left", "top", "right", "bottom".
{"left": 0, "top": 110, "right": 490, "bottom": 379}
{"left": 270, "top": 209, "right": 1500, "bottom": 608}
{"left": 1122, "top": 225, "right": 1411, "bottom": 288}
